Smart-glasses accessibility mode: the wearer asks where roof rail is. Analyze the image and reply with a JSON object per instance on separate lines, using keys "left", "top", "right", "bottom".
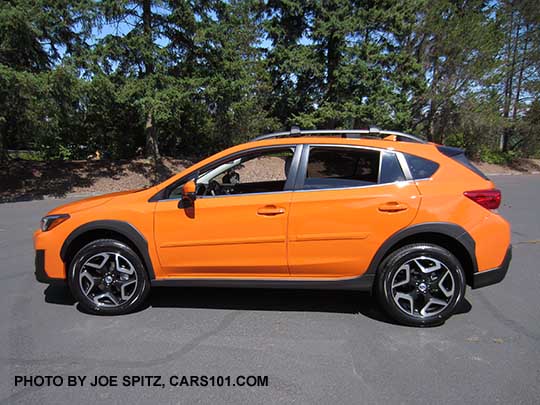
{"left": 251, "top": 126, "right": 427, "bottom": 144}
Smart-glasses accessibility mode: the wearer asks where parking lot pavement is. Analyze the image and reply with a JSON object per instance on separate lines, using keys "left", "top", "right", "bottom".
{"left": 0, "top": 175, "right": 539, "bottom": 404}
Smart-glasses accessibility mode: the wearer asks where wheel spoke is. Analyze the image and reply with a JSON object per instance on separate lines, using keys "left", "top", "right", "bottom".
{"left": 93, "top": 292, "right": 119, "bottom": 306}
{"left": 419, "top": 297, "right": 448, "bottom": 317}
{"left": 84, "top": 253, "right": 110, "bottom": 270}
{"left": 79, "top": 270, "right": 97, "bottom": 294}
{"left": 394, "top": 292, "right": 415, "bottom": 314}
{"left": 392, "top": 264, "right": 411, "bottom": 288}
{"left": 115, "top": 253, "right": 135, "bottom": 275}
{"left": 414, "top": 257, "right": 441, "bottom": 274}
{"left": 117, "top": 279, "right": 137, "bottom": 300}
{"left": 438, "top": 270, "right": 454, "bottom": 298}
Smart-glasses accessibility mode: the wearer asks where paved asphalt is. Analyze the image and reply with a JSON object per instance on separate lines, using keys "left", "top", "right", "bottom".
{"left": 0, "top": 175, "right": 539, "bottom": 404}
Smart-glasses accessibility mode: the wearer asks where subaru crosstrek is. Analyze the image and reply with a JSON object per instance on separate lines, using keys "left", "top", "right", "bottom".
{"left": 34, "top": 127, "right": 512, "bottom": 326}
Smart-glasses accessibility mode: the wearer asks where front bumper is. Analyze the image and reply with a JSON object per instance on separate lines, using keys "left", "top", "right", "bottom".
{"left": 471, "top": 245, "right": 512, "bottom": 289}
{"left": 34, "top": 249, "right": 65, "bottom": 285}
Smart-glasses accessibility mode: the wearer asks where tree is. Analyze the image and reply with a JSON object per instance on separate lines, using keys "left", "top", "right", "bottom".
{"left": 411, "top": 0, "right": 501, "bottom": 143}
{"left": 497, "top": 0, "right": 540, "bottom": 151}
{"left": 1, "top": 0, "right": 540, "bottom": 164}
{"left": 94, "top": 0, "right": 175, "bottom": 160}
{"left": 0, "top": 0, "right": 93, "bottom": 160}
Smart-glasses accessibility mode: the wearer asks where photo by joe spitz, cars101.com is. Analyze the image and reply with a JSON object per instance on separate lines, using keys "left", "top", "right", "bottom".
{"left": 34, "top": 126, "right": 511, "bottom": 327}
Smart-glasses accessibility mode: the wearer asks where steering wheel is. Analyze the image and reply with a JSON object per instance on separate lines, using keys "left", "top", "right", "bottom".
{"left": 223, "top": 170, "right": 240, "bottom": 185}
{"left": 207, "top": 180, "right": 223, "bottom": 196}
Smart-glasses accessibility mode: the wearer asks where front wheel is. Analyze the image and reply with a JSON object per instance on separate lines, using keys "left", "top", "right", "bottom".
{"left": 68, "top": 239, "right": 150, "bottom": 315}
{"left": 375, "top": 243, "right": 466, "bottom": 327}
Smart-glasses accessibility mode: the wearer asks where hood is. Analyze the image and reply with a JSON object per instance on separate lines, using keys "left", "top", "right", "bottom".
{"left": 47, "top": 190, "right": 142, "bottom": 215}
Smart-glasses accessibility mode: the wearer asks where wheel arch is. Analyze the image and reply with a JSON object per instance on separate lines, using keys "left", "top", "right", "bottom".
{"left": 60, "top": 220, "right": 156, "bottom": 280}
{"left": 367, "top": 222, "right": 477, "bottom": 288}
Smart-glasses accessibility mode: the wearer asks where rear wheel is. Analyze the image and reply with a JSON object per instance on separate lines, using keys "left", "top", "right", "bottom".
{"left": 68, "top": 239, "right": 150, "bottom": 315}
{"left": 376, "top": 243, "right": 466, "bottom": 327}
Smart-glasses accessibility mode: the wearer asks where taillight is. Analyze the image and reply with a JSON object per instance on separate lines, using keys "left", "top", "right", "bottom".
{"left": 464, "top": 189, "right": 501, "bottom": 210}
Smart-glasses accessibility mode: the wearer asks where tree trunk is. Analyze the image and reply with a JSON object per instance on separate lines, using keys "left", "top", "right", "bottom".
{"left": 0, "top": 131, "right": 5, "bottom": 163}
{"left": 501, "top": 11, "right": 520, "bottom": 152}
{"left": 427, "top": 58, "right": 439, "bottom": 142}
{"left": 512, "top": 26, "right": 529, "bottom": 121}
{"left": 142, "top": 0, "right": 158, "bottom": 159}
{"left": 325, "top": 30, "right": 341, "bottom": 129}
{"left": 142, "top": 0, "right": 154, "bottom": 76}
{"left": 145, "top": 110, "right": 159, "bottom": 161}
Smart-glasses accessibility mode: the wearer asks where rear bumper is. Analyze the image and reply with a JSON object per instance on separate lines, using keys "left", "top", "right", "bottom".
{"left": 472, "top": 245, "right": 512, "bottom": 289}
{"left": 35, "top": 250, "right": 65, "bottom": 285}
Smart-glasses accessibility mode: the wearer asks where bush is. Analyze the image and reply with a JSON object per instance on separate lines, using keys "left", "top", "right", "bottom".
{"left": 479, "top": 148, "right": 521, "bottom": 165}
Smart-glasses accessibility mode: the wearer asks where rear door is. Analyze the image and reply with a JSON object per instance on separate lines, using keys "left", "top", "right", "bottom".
{"left": 287, "top": 145, "right": 421, "bottom": 277}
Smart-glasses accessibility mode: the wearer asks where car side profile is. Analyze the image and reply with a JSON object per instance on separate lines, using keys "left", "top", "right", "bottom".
{"left": 34, "top": 127, "right": 511, "bottom": 326}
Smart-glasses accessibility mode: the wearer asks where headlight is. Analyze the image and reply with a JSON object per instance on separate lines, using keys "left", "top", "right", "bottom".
{"left": 40, "top": 214, "right": 70, "bottom": 232}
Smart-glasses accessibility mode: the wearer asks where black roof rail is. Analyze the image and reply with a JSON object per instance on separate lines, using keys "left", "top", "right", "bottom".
{"left": 251, "top": 126, "right": 427, "bottom": 144}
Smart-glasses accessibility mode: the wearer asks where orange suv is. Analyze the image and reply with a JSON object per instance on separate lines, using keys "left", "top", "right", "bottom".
{"left": 34, "top": 127, "right": 511, "bottom": 326}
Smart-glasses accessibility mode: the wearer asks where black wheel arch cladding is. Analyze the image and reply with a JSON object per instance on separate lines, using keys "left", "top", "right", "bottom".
{"left": 366, "top": 222, "right": 478, "bottom": 277}
{"left": 60, "top": 220, "right": 156, "bottom": 280}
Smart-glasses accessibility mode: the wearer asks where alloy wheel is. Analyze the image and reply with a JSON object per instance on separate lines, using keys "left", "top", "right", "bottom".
{"left": 390, "top": 256, "right": 455, "bottom": 318}
{"left": 78, "top": 252, "right": 138, "bottom": 308}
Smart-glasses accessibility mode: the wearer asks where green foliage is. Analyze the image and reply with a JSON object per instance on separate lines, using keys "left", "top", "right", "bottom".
{"left": 480, "top": 148, "right": 522, "bottom": 165}
{"left": 0, "top": 0, "right": 539, "bottom": 163}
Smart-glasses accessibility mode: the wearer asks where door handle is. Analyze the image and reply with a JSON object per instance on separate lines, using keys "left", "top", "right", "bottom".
{"left": 378, "top": 201, "right": 408, "bottom": 212}
{"left": 257, "top": 205, "right": 285, "bottom": 216}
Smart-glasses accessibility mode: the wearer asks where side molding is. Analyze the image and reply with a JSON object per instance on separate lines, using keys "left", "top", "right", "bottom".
{"left": 151, "top": 273, "right": 375, "bottom": 291}
{"left": 365, "top": 222, "right": 478, "bottom": 276}
{"left": 60, "top": 220, "right": 156, "bottom": 279}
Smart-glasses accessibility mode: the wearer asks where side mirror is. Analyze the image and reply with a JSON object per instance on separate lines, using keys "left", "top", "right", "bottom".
{"left": 179, "top": 179, "right": 197, "bottom": 208}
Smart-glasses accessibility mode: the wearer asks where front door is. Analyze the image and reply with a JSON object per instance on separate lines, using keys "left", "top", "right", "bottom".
{"left": 287, "top": 145, "right": 421, "bottom": 277}
{"left": 153, "top": 146, "right": 299, "bottom": 278}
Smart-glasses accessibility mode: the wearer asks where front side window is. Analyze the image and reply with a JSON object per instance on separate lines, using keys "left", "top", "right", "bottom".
{"left": 169, "top": 147, "right": 296, "bottom": 198}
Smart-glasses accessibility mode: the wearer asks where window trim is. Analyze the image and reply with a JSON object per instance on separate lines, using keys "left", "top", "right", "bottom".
{"left": 396, "top": 152, "right": 413, "bottom": 180}
{"left": 294, "top": 144, "right": 413, "bottom": 192}
{"left": 152, "top": 144, "right": 303, "bottom": 202}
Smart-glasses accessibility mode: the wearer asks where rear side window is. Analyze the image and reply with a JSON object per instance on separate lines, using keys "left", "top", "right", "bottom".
{"left": 404, "top": 154, "right": 439, "bottom": 180}
{"left": 302, "top": 147, "right": 405, "bottom": 190}
{"left": 304, "top": 147, "right": 379, "bottom": 189}
{"left": 437, "top": 145, "right": 489, "bottom": 180}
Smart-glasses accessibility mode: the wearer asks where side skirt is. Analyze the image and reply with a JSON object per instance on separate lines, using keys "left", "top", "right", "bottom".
{"left": 151, "top": 273, "right": 374, "bottom": 292}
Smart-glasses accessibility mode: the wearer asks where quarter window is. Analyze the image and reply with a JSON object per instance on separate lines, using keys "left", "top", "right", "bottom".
{"left": 404, "top": 154, "right": 439, "bottom": 180}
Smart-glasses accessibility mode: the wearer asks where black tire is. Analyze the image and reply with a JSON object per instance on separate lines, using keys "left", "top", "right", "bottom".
{"left": 375, "top": 243, "right": 466, "bottom": 327}
{"left": 68, "top": 239, "right": 150, "bottom": 315}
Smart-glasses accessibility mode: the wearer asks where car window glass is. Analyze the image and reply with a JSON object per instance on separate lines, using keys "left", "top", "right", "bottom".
{"left": 169, "top": 147, "right": 295, "bottom": 198}
{"left": 380, "top": 152, "right": 405, "bottom": 183}
{"left": 303, "top": 147, "right": 380, "bottom": 190}
{"left": 404, "top": 154, "right": 439, "bottom": 179}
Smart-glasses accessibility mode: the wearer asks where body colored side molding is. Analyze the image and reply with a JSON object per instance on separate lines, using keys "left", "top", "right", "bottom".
{"left": 365, "top": 222, "right": 478, "bottom": 277}
{"left": 60, "top": 220, "right": 156, "bottom": 279}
